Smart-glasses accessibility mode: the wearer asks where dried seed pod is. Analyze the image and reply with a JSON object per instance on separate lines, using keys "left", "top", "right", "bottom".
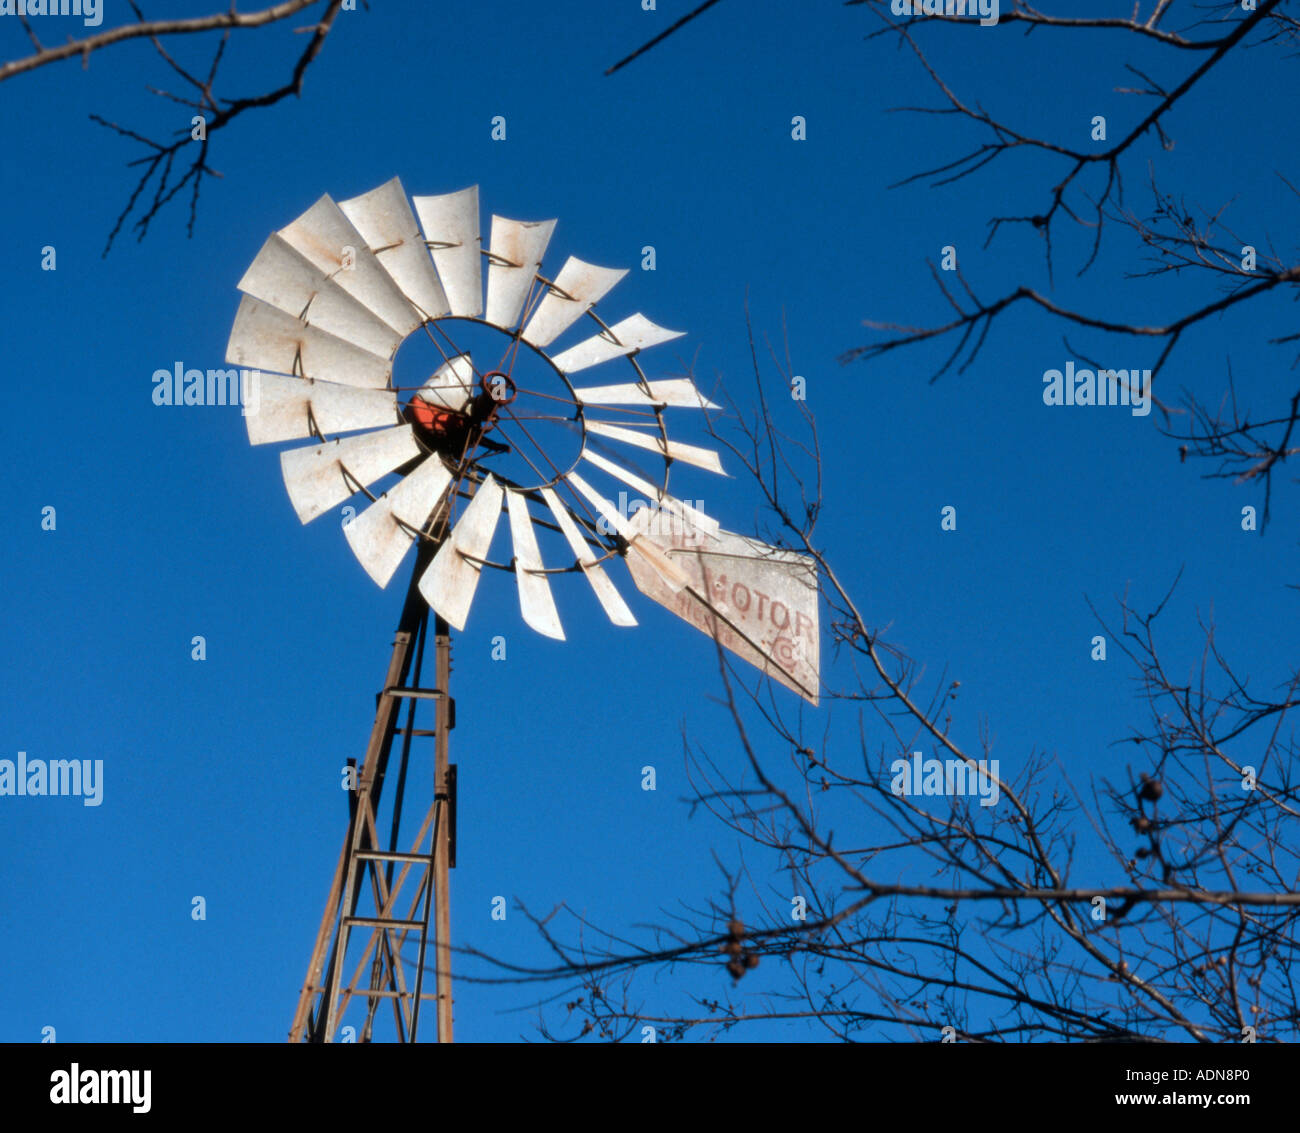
{"left": 1138, "top": 773, "right": 1164, "bottom": 802}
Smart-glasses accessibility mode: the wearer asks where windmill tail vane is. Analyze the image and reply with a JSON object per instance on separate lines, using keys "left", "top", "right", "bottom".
{"left": 227, "top": 176, "right": 820, "bottom": 703}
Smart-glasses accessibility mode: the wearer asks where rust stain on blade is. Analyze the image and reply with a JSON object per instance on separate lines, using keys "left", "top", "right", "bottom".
{"left": 485, "top": 216, "right": 556, "bottom": 330}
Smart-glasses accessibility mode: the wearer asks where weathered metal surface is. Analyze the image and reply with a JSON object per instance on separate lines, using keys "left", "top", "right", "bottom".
{"left": 344, "top": 454, "right": 453, "bottom": 586}
{"left": 584, "top": 420, "right": 724, "bottom": 474}
{"left": 539, "top": 485, "right": 636, "bottom": 626}
{"left": 338, "top": 177, "right": 450, "bottom": 321}
{"left": 417, "top": 354, "right": 475, "bottom": 413}
{"left": 237, "top": 234, "right": 404, "bottom": 360}
{"left": 571, "top": 378, "right": 719, "bottom": 410}
{"left": 245, "top": 373, "right": 398, "bottom": 446}
{"left": 579, "top": 448, "right": 720, "bottom": 536}
{"left": 413, "top": 186, "right": 482, "bottom": 318}
{"left": 279, "top": 194, "right": 423, "bottom": 336}
{"left": 506, "top": 489, "right": 565, "bottom": 640}
{"left": 565, "top": 471, "right": 688, "bottom": 590}
{"left": 521, "top": 256, "right": 627, "bottom": 348}
{"left": 295, "top": 612, "right": 424, "bottom": 1043}
{"left": 549, "top": 313, "right": 684, "bottom": 374}
{"left": 624, "top": 509, "right": 820, "bottom": 705}
{"left": 430, "top": 618, "right": 455, "bottom": 1044}
{"left": 417, "top": 474, "right": 503, "bottom": 629}
{"left": 485, "top": 216, "right": 556, "bottom": 330}
{"left": 562, "top": 468, "right": 634, "bottom": 539}
{"left": 226, "top": 295, "right": 392, "bottom": 389}
{"left": 280, "top": 425, "right": 422, "bottom": 524}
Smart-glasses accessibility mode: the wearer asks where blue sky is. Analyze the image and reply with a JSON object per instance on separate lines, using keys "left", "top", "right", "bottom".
{"left": 2, "top": 0, "right": 1295, "bottom": 1042}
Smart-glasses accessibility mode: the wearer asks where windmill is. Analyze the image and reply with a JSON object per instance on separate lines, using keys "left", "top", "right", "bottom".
{"left": 227, "top": 178, "right": 820, "bottom": 1043}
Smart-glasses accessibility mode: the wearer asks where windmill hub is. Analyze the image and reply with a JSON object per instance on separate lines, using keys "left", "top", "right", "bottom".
{"left": 406, "top": 369, "right": 518, "bottom": 458}
{"left": 391, "top": 318, "right": 585, "bottom": 490}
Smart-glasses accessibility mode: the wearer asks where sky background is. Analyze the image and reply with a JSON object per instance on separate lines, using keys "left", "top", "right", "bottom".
{"left": 2, "top": 0, "right": 1296, "bottom": 1042}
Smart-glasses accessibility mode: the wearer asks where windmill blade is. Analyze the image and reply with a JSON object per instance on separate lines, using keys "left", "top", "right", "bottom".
{"left": 237, "top": 234, "right": 404, "bottom": 360}
{"left": 413, "top": 187, "right": 482, "bottom": 317}
{"left": 505, "top": 490, "right": 564, "bottom": 640}
{"left": 565, "top": 471, "right": 688, "bottom": 591}
{"left": 344, "top": 454, "right": 454, "bottom": 587}
{"left": 417, "top": 354, "right": 475, "bottom": 413}
{"left": 571, "top": 378, "right": 720, "bottom": 411}
{"left": 549, "top": 313, "right": 684, "bottom": 375}
{"left": 418, "top": 474, "right": 504, "bottom": 629}
{"left": 247, "top": 373, "right": 398, "bottom": 446}
{"left": 226, "top": 295, "right": 391, "bottom": 389}
{"left": 623, "top": 509, "right": 820, "bottom": 706}
{"left": 338, "top": 177, "right": 450, "bottom": 321}
{"left": 584, "top": 428, "right": 669, "bottom": 491}
{"left": 580, "top": 448, "right": 720, "bottom": 537}
{"left": 279, "top": 194, "right": 424, "bottom": 336}
{"left": 485, "top": 216, "right": 556, "bottom": 330}
{"left": 539, "top": 486, "right": 636, "bottom": 626}
{"left": 562, "top": 470, "right": 635, "bottom": 540}
{"left": 521, "top": 257, "right": 627, "bottom": 348}
{"left": 584, "top": 420, "right": 725, "bottom": 475}
{"left": 547, "top": 413, "right": 646, "bottom": 476}
{"left": 551, "top": 416, "right": 672, "bottom": 495}
{"left": 280, "top": 425, "right": 422, "bottom": 524}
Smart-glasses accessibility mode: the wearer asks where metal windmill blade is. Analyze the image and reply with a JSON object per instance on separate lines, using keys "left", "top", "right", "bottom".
{"left": 229, "top": 178, "right": 819, "bottom": 703}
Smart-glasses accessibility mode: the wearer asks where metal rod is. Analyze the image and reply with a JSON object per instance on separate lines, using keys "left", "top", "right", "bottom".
{"left": 409, "top": 615, "right": 454, "bottom": 1043}
{"left": 344, "top": 916, "right": 427, "bottom": 932}
{"left": 356, "top": 849, "right": 436, "bottom": 865}
{"left": 434, "top": 616, "right": 455, "bottom": 1042}
{"left": 341, "top": 988, "right": 441, "bottom": 1001}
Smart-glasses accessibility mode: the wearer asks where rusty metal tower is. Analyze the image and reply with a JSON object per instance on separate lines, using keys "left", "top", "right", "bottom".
{"left": 227, "top": 179, "right": 821, "bottom": 1042}
{"left": 288, "top": 545, "right": 456, "bottom": 1043}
